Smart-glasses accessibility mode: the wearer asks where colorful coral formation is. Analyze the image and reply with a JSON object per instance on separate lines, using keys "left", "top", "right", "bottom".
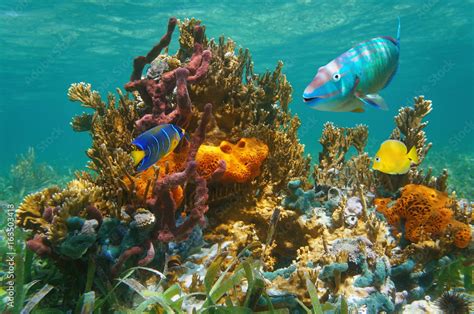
{"left": 129, "top": 137, "right": 269, "bottom": 197}
{"left": 377, "top": 96, "right": 449, "bottom": 193}
{"left": 375, "top": 184, "right": 472, "bottom": 248}
{"left": 195, "top": 138, "right": 269, "bottom": 183}
{"left": 12, "top": 16, "right": 474, "bottom": 314}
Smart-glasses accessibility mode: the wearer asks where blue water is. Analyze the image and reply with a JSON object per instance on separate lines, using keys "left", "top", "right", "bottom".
{"left": 1, "top": 0, "right": 473, "bottom": 174}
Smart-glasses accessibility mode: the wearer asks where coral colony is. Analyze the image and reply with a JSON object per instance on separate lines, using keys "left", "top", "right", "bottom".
{"left": 15, "top": 18, "right": 472, "bottom": 312}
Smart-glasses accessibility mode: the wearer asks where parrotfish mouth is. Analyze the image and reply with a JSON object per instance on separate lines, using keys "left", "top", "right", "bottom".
{"left": 303, "top": 96, "right": 321, "bottom": 103}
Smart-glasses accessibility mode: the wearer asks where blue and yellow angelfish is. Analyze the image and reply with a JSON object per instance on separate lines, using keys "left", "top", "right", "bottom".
{"left": 303, "top": 19, "right": 401, "bottom": 112}
{"left": 131, "top": 124, "right": 186, "bottom": 172}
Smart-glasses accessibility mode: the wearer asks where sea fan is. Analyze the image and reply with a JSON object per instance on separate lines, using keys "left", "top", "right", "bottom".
{"left": 435, "top": 291, "right": 471, "bottom": 314}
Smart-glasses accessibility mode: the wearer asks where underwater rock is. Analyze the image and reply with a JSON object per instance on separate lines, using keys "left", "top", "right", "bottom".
{"left": 146, "top": 55, "right": 170, "bottom": 80}
{"left": 375, "top": 184, "right": 472, "bottom": 248}
{"left": 402, "top": 299, "right": 443, "bottom": 314}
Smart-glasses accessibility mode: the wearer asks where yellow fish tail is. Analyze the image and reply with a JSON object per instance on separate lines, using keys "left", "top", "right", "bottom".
{"left": 407, "top": 146, "right": 418, "bottom": 164}
{"left": 131, "top": 150, "right": 145, "bottom": 166}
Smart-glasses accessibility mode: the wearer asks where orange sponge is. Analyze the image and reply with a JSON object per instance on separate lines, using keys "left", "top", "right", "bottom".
{"left": 375, "top": 184, "right": 471, "bottom": 249}
{"left": 196, "top": 138, "right": 269, "bottom": 183}
{"left": 128, "top": 138, "right": 269, "bottom": 200}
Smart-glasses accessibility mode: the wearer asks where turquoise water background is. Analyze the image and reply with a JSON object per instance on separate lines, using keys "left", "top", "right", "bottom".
{"left": 0, "top": 0, "right": 473, "bottom": 177}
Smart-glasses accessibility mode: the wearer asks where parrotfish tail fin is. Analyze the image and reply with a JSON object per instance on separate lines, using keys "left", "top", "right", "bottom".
{"left": 357, "top": 94, "right": 389, "bottom": 111}
{"left": 396, "top": 16, "right": 401, "bottom": 46}
{"left": 131, "top": 150, "right": 146, "bottom": 166}
{"left": 407, "top": 146, "right": 418, "bottom": 164}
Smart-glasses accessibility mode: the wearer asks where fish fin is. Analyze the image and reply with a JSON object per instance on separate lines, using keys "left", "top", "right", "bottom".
{"left": 381, "top": 18, "right": 400, "bottom": 89}
{"left": 131, "top": 150, "right": 145, "bottom": 166}
{"left": 351, "top": 107, "right": 365, "bottom": 113}
{"left": 396, "top": 16, "right": 401, "bottom": 45}
{"left": 407, "top": 146, "right": 419, "bottom": 164}
{"left": 184, "top": 131, "right": 190, "bottom": 142}
{"left": 357, "top": 94, "right": 389, "bottom": 110}
{"left": 351, "top": 76, "right": 360, "bottom": 94}
{"left": 383, "top": 66, "right": 398, "bottom": 89}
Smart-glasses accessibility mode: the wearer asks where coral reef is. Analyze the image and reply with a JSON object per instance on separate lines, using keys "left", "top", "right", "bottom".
{"left": 377, "top": 96, "right": 449, "bottom": 193}
{"left": 68, "top": 83, "right": 139, "bottom": 206}
{"left": 12, "top": 16, "right": 474, "bottom": 314}
{"left": 125, "top": 18, "right": 211, "bottom": 131}
{"left": 282, "top": 179, "right": 319, "bottom": 216}
{"left": 312, "top": 122, "right": 370, "bottom": 191}
{"left": 375, "top": 184, "right": 472, "bottom": 248}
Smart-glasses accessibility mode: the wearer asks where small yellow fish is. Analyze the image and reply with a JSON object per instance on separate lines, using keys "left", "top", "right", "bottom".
{"left": 372, "top": 139, "right": 418, "bottom": 175}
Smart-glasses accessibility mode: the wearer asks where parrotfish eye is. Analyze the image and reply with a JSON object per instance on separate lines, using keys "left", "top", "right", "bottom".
{"left": 332, "top": 73, "right": 341, "bottom": 82}
{"left": 375, "top": 157, "right": 381, "bottom": 162}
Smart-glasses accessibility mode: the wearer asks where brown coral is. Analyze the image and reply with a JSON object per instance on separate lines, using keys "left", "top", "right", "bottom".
{"left": 312, "top": 122, "right": 371, "bottom": 191}
{"left": 375, "top": 184, "right": 471, "bottom": 248}
{"left": 16, "top": 178, "right": 112, "bottom": 243}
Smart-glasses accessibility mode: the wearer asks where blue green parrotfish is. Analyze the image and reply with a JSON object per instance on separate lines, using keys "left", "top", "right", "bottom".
{"left": 131, "top": 124, "right": 186, "bottom": 172}
{"left": 303, "top": 19, "right": 400, "bottom": 112}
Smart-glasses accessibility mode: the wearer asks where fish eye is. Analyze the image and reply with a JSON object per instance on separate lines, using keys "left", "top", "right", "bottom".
{"left": 375, "top": 157, "right": 380, "bottom": 162}
{"left": 332, "top": 73, "right": 341, "bottom": 81}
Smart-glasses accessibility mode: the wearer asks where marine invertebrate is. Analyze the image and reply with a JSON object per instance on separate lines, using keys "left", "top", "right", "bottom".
{"left": 312, "top": 122, "right": 370, "bottom": 190}
{"left": 68, "top": 83, "right": 139, "bottom": 206}
{"left": 124, "top": 18, "right": 211, "bottom": 131}
{"left": 435, "top": 291, "right": 471, "bottom": 314}
{"left": 195, "top": 138, "right": 268, "bottom": 183}
{"left": 356, "top": 291, "right": 395, "bottom": 314}
{"left": 390, "top": 96, "right": 432, "bottom": 164}
{"left": 375, "top": 184, "right": 472, "bottom": 248}
{"left": 282, "top": 179, "right": 319, "bottom": 215}
{"left": 131, "top": 136, "right": 268, "bottom": 196}
{"left": 377, "top": 96, "right": 449, "bottom": 192}
{"left": 146, "top": 103, "right": 214, "bottom": 243}
{"left": 186, "top": 21, "right": 310, "bottom": 192}
{"left": 17, "top": 179, "right": 111, "bottom": 243}
{"left": 319, "top": 262, "right": 348, "bottom": 292}
{"left": 343, "top": 197, "right": 363, "bottom": 228}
